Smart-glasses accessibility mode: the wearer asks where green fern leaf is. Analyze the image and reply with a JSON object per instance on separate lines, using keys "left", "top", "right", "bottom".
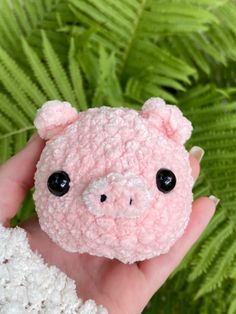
{"left": 0, "top": 93, "right": 30, "bottom": 128}
{"left": 22, "top": 39, "right": 62, "bottom": 100}
{"left": 196, "top": 240, "right": 236, "bottom": 298}
{"left": 0, "top": 112, "right": 13, "bottom": 133}
{"left": 42, "top": 31, "right": 77, "bottom": 105}
{"left": 0, "top": 63, "right": 35, "bottom": 120}
{"left": 92, "top": 46, "right": 123, "bottom": 106}
{"left": 0, "top": 136, "right": 12, "bottom": 164}
{"left": 68, "top": 39, "right": 88, "bottom": 110}
{"left": 189, "top": 222, "right": 234, "bottom": 281}
{"left": 0, "top": 46, "right": 46, "bottom": 106}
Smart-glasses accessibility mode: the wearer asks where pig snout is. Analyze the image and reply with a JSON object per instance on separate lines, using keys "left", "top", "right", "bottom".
{"left": 82, "top": 172, "right": 152, "bottom": 218}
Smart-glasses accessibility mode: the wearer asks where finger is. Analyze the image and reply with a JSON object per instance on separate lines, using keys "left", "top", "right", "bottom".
{"left": 139, "top": 196, "right": 218, "bottom": 295}
{"left": 189, "top": 154, "right": 200, "bottom": 182}
{"left": 0, "top": 134, "right": 45, "bottom": 226}
{"left": 189, "top": 146, "right": 205, "bottom": 182}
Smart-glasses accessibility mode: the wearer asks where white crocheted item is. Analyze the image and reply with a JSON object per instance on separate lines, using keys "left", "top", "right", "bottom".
{"left": 0, "top": 224, "right": 108, "bottom": 314}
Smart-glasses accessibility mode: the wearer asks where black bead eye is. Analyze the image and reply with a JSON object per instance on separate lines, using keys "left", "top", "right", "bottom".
{"left": 47, "top": 171, "right": 70, "bottom": 197}
{"left": 156, "top": 168, "right": 176, "bottom": 193}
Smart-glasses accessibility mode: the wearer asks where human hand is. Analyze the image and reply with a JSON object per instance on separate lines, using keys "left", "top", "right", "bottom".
{"left": 0, "top": 135, "right": 218, "bottom": 314}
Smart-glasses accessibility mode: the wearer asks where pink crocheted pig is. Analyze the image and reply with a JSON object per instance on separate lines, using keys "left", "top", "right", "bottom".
{"left": 33, "top": 98, "right": 194, "bottom": 264}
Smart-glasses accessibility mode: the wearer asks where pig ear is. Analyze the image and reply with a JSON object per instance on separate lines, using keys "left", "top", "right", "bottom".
{"left": 34, "top": 100, "right": 79, "bottom": 140}
{"left": 140, "top": 97, "right": 193, "bottom": 145}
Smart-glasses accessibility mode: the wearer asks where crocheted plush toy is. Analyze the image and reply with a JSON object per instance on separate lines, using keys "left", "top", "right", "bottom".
{"left": 33, "top": 97, "right": 194, "bottom": 264}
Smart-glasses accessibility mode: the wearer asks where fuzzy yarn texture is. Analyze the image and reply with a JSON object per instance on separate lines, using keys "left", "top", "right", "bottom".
{"left": 0, "top": 224, "right": 108, "bottom": 314}
{"left": 34, "top": 97, "right": 194, "bottom": 264}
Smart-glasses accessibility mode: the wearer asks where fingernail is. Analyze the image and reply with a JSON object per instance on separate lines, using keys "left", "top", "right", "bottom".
{"left": 27, "top": 133, "right": 38, "bottom": 145}
{"left": 189, "top": 146, "right": 205, "bottom": 163}
{"left": 209, "top": 195, "right": 220, "bottom": 207}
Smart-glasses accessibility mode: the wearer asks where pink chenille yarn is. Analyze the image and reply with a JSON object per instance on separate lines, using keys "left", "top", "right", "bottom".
{"left": 33, "top": 98, "right": 194, "bottom": 264}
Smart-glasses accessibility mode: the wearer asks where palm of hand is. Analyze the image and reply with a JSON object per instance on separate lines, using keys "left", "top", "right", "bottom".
{"left": 0, "top": 135, "right": 216, "bottom": 314}
{"left": 23, "top": 216, "right": 148, "bottom": 314}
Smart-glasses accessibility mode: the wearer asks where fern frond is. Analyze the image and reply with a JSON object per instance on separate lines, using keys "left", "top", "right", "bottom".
{"left": 68, "top": 39, "right": 88, "bottom": 110}
{"left": 140, "top": 2, "right": 218, "bottom": 37}
{"left": 0, "top": 28, "right": 91, "bottom": 164}
{"left": 189, "top": 222, "right": 234, "bottom": 281}
{"left": 0, "top": 112, "right": 13, "bottom": 133}
{"left": 0, "top": 136, "right": 12, "bottom": 164}
{"left": 0, "top": 0, "right": 71, "bottom": 58}
{"left": 92, "top": 47, "right": 123, "bottom": 107}
{"left": 42, "top": 31, "right": 77, "bottom": 105}
{"left": 0, "top": 63, "right": 35, "bottom": 120}
{"left": 172, "top": 209, "right": 226, "bottom": 276}
{"left": 22, "top": 39, "right": 62, "bottom": 100}
{"left": 195, "top": 240, "right": 236, "bottom": 298}
{"left": 69, "top": 0, "right": 199, "bottom": 100}
{"left": 0, "top": 93, "right": 30, "bottom": 128}
{"left": 161, "top": 3, "right": 236, "bottom": 82}
{"left": 0, "top": 126, "right": 35, "bottom": 165}
{"left": 0, "top": 46, "right": 46, "bottom": 105}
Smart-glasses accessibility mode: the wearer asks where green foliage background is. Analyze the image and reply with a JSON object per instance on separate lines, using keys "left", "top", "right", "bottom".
{"left": 0, "top": 0, "right": 236, "bottom": 312}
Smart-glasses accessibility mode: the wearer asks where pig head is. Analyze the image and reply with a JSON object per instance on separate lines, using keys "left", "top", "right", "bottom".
{"left": 33, "top": 98, "right": 194, "bottom": 263}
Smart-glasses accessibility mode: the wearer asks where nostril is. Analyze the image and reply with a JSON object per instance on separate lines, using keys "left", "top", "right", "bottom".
{"left": 129, "top": 198, "right": 133, "bottom": 205}
{"left": 100, "top": 194, "right": 107, "bottom": 203}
